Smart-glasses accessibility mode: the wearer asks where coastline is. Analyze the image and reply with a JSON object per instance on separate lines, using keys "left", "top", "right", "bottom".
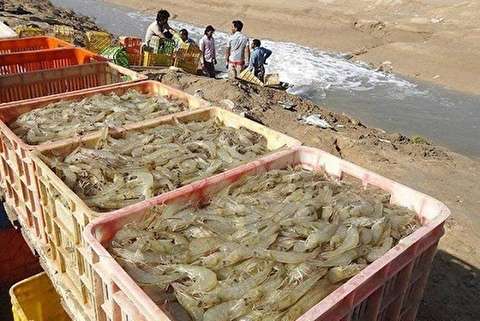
{"left": 104, "top": 0, "right": 480, "bottom": 96}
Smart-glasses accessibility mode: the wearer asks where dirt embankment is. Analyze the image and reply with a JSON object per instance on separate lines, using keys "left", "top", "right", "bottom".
{"left": 107, "top": 0, "right": 480, "bottom": 95}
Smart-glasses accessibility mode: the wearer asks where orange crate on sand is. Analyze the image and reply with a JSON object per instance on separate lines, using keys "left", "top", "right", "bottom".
{"left": 0, "top": 79, "right": 208, "bottom": 237}
{"left": 28, "top": 106, "right": 300, "bottom": 321}
{"left": 0, "top": 36, "right": 73, "bottom": 55}
{"left": 0, "top": 227, "right": 41, "bottom": 288}
{"left": 0, "top": 62, "right": 146, "bottom": 104}
{"left": 0, "top": 47, "right": 105, "bottom": 75}
{"left": 83, "top": 146, "right": 449, "bottom": 321}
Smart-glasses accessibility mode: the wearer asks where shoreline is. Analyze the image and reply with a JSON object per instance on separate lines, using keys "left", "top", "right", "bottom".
{"left": 104, "top": 0, "right": 480, "bottom": 96}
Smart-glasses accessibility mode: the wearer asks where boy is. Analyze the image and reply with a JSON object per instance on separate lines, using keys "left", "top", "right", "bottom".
{"left": 199, "top": 25, "right": 217, "bottom": 78}
{"left": 248, "top": 39, "right": 272, "bottom": 82}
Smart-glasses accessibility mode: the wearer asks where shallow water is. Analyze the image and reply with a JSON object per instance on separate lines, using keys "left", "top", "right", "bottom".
{"left": 51, "top": 0, "right": 480, "bottom": 158}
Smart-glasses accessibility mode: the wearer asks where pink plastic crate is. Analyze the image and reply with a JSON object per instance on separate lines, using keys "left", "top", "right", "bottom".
{"left": 84, "top": 146, "right": 449, "bottom": 321}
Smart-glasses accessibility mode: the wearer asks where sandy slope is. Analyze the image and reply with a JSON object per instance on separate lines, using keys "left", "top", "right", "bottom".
{"left": 106, "top": 0, "right": 480, "bottom": 95}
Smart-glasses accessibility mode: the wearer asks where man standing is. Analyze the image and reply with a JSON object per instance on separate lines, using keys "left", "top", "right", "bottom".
{"left": 225, "top": 20, "right": 249, "bottom": 79}
{"left": 199, "top": 25, "right": 217, "bottom": 78}
{"left": 248, "top": 39, "right": 272, "bottom": 83}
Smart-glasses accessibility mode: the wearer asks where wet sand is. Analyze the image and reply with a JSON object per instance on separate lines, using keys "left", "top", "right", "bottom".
{"left": 105, "top": 0, "right": 480, "bottom": 95}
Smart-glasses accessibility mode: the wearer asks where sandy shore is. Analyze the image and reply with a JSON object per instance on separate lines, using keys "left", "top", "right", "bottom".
{"left": 106, "top": 0, "right": 480, "bottom": 95}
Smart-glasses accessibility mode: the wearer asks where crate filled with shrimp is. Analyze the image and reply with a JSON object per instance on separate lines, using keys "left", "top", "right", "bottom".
{"left": 82, "top": 146, "right": 449, "bottom": 321}
{"left": 0, "top": 80, "right": 209, "bottom": 249}
{"left": 27, "top": 107, "right": 300, "bottom": 321}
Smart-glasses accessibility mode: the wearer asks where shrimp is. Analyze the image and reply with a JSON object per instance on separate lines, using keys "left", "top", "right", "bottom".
{"left": 203, "top": 298, "right": 248, "bottom": 321}
{"left": 263, "top": 273, "right": 323, "bottom": 311}
{"left": 366, "top": 236, "right": 393, "bottom": 263}
{"left": 172, "top": 283, "right": 204, "bottom": 321}
{"left": 280, "top": 280, "right": 339, "bottom": 321}
{"left": 321, "top": 226, "right": 359, "bottom": 260}
{"left": 327, "top": 263, "right": 367, "bottom": 283}
{"left": 254, "top": 248, "right": 322, "bottom": 264}
{"left": 168, "top": 265, "right": 218, "bottom": 292}
{"left": 197, "top": 262, "right": 273, "bottom": 307}
{"left": 304, "top": 224, "right": 338, "bottom": 250}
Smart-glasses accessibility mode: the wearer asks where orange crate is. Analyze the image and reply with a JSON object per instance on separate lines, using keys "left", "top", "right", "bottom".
{"left": 0, "top": 62, "right": 146, "bottom": 104}
{"left": 119, "top": 36, "right": 141, "bottom": 52}
{"left": 0, "top": 36, "right": 73, "bottom": 55}
{"left": 0, "top": 80, "right": 209, "bottom": 264}
{"left": 84, "top": 146, "right": 449, "bottom": 321}
{"left": 28, "top": 107, "right": 299, "bottom": 321}
{"left": 0, "top": 47, "right": 105, "bottom": 75}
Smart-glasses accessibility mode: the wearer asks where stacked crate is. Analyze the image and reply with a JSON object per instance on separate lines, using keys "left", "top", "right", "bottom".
{"left": 0, "top": 35, "right": 450, "bottom": 321}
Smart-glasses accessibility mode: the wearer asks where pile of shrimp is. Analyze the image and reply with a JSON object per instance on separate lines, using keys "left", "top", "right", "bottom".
{"left": 110, "top": 166, "right": 420, "bottom": 321}
{"left": 40, "top": 118, "right": 269, "bottom": 212}
{"left": 10, "top": 90, "right": 186, "bottom": 145}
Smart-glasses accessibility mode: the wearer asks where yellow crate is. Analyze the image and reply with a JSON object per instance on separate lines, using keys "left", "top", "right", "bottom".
{"left": 142, "top": 51, "right": 173, "bottom": 67}
{"left": 10, "top": 272, "right": 71, "bottom": 321}
{"left": 174, "top": 46, "right": 201, "bottom": 74}
{"left": 53, "top": 25, "right": 74, "bottom": 44}
{"left": 14, "top": 26, "right": 45, "bottom": 38}
{"left": 84, "top": 31, "right": 112, "bottom": 54}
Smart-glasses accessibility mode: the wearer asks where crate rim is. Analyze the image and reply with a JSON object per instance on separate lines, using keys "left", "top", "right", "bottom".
{"left": 84, "top": 145, "right": 450, "bottom": 321}
{"left": 0, "top": 35, "right": 73, "bottom": 53}
{"left": 0, "top": 46, "right": 103, "bottom": 59}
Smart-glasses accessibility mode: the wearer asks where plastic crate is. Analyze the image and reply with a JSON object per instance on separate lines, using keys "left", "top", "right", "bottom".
{"left": 142, "top": 51, "right": 173, "bottom": 67}
{"left": 0, "top": 227, "right": 42, "bottom": 288}
{"left": 82, "top": 146, "right": 449, "bottom": 321}
{"left": 0, "top": 80, "right": 209, "bottom": 245}
{"left": 174, "top": 46, "right": 201, "bottom": 74}
{"left": 13, "top": 26, "right": 45, "bottom": 38}
{"left": 119, "top": 37, "right": 142, "bottom": 66}
{"left": 10, "top": 272, "right": 71, "bottom": 321}
{"left": 29, "top": 106, "right": 300, "bottom": 321}
{"left": 0, "top": 36, "right": 73, "bottom": 55}
{"left": 0, "top": 47, "right": 105, "bottom": 75}
{"left": 85, "top": 31, "right": 112, "bottom": 54}
{"left": 0, "top": 62, "right": 146, "bottom": 104}
{"left": 53, "top": 26, "right": 75, "bottom": 44}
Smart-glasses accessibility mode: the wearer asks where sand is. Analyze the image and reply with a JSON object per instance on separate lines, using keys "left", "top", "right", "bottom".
{"left": 106, "top": 0, "right": 480, "bottom": 95}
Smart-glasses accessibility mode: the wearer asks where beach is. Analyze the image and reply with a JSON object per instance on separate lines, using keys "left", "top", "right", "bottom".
{"left": 106, "top": 0, "right": 480, "bottom": 95}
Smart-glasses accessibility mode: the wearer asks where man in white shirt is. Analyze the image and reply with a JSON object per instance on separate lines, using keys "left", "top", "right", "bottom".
{"left": 144, "top": 9, "right": 175, "bottom": 46}
{"left": 199, "top": 25, "right": 217, "bottom": 78}
{"left": 225, "top": 20, "right": 250, "bottom": 79}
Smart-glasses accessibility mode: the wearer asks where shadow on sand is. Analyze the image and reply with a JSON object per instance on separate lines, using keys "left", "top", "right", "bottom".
{"left": 417, "top": 250, "right": 479, "bottom": 321}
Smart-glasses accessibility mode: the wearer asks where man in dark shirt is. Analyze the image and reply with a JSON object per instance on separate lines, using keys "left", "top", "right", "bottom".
{"left": 248, "top": 39, "right": 272, "bottom": 82}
